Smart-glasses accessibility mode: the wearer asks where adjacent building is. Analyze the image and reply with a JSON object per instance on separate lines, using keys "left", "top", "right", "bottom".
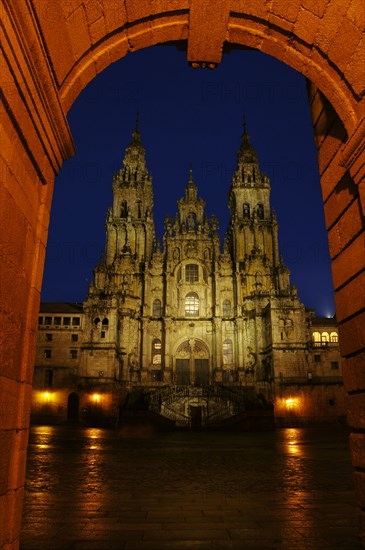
{"left": 32, "top": 122, "right": 345, "bottom": 427}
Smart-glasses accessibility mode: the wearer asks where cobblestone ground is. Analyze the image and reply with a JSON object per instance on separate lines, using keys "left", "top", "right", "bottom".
{"left": 21, "top": 425, "right": 361, "bottom": 549}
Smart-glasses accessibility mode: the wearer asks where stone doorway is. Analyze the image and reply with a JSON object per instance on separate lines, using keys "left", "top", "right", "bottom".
{"left": 175, "top": 339, "right": 210, "bottom": 386}
{"left": 67, "top": 393, "right": 79, "bottom": 421}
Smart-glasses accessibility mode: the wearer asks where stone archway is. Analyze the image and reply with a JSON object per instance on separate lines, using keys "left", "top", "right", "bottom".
{"left": 1, "top": 1, "right": 364, "bottom": 547}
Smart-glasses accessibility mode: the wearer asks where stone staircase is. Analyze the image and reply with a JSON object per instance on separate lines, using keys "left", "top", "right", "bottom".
{"left": 147, "top": 385, "right": 274, "bottom": 429}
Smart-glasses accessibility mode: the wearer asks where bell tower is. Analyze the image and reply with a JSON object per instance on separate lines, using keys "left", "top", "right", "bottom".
{"left": 227, "top": 122, "right": 289, "bottom": 294}
{"left": 105, "top": 116, "right": 155, "bottom": 265}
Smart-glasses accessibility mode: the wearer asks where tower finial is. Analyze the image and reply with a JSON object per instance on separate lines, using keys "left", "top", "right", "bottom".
{"left": 243, "top": 114, "right": 247, "bottom": 134}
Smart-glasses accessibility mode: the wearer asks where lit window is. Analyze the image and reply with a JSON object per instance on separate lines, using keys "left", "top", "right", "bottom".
{"left": 331, "top": 361, "right": 339, "bottom": 370}
{"left": 46, "top": 333, "right": 53, "bottom": 342}
{"left": 312, "top": 332, "right": 321, "bottom": 346}
{"left": 44, "top": 349, "right": 52, "bottom": 359}
{"left": 185, "top": 264, "right": 199, "bottom": 283}
{"left": 223, "top": 339, "right": 233, "bottom": 364}
{"left": 70, "top": 349, "right": 78, "bottom": 359}
{"left": 71, "top": 334, "right": 78, "bottom": 342}
{"left": 222, "top": 300, "right": 231, "bottom": 317}
{"left": 153, "top": 299, "right": 161, "bottom": 317}
{"left": 330, "top": 332, "right": 338, "bottom": 343}
{"left": 185, "top": 292, "right": 199, "bottom": 317}
{"left": 152, "top": 339, "right": 162, "bottom": 365}
{"left": 321, "top": 332, "right": 329, "bottom": 343}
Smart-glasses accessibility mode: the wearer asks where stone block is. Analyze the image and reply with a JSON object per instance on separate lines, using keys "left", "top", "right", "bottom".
{"left": 328, "top": 199, "right": 363, "bottom": 259}
{"left": 341, "top": 353, "right": 365, "bottom": 393}
{"left": 332, "top": 232, "right": 365, "bottom": 291}
{"left": 347, "top": 393, "right": 365, "bottom": 429}
{"left": 335, "top": 273, "right": 365, "bottom": 325}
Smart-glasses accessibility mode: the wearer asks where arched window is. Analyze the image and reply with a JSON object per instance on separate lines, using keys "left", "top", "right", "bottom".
{"left": 243, "top": 203, "right": 250, "bottom": 218}
{"left": 321, "top": 332, "right": 330, "bottom": 343}
{"left": 102, "top": 318, "right": 109, "bottom": 327}
{"left": 153, "top": 299, "right": 161, "bottom": 317}
{"left": 185, "top": 292, "right": 199, "bottom": 317}
{"left": 185, "top": 264, "right": 199, "bottom": 283}
{"left": 313, "top": 332, "right": 321, "bottom": 346}
{"left": 222, "top": 299, "right": 231, "bottom": 317}
{"left": 94, "top": 317, "right": 100, "bottom": 326}
{"left": 223, "top": 339, "right": 233, "bottom": 364}
{"left": 330, "top": 332, "right": 338, "bottom": 343}
{"left": 257, "top": 204, "right": 264, "bottom": 219}
{"left": 121, "top": 200, "right": 128, "bottom": 218}
{"left": 137, "top": 200, "right": 142, "bottom": 218}
{"left": 151, "top": 339, "right": 162, "bottom": 365}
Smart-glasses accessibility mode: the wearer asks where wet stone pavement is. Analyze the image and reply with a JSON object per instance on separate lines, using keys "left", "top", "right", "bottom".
{"left": 21, "top": 425, "right": 362, "bottom": 550}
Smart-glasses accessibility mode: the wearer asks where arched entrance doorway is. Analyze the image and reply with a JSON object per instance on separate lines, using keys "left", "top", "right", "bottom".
{"left": 175, "top": 339, "right": 210, "bottom": 386}
{"left": 67, "top": 393, "right": 79, "bottom": 421}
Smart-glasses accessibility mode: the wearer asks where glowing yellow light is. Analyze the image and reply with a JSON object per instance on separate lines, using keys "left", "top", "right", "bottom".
{"left": 285, "top": 398, "right": 295, "bottom": 408}
{"left": 92, "top": 393, "right": 101, "bottom": 402}
{"left": 43, "top": 391, "right": 50, "bottom": 401}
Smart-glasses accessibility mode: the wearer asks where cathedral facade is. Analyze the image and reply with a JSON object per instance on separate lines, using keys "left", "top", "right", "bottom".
{"left": 32, "top": 123, "right": 344, "bottom": 426}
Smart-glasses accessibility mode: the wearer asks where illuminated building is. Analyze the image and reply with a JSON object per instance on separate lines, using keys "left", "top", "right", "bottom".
{"left": 33, "top": 123, "right": 345, "bottom": 426}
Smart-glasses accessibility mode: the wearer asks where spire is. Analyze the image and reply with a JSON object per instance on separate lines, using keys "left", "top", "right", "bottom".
{"left": 237, "top": 118, "right": 258, "bottom": 165}
{"left": 121, "top": 116, "right": 147, "bottom": 177}
{"left": 185, "top": 166, "right": 198, "bottom": 201}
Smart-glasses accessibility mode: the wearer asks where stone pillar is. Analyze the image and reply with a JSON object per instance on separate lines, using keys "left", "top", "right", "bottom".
{"left": 1, "top": 3, "right": 74, "bottom": 548}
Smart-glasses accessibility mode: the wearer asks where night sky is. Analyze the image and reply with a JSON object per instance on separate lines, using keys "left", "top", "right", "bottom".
{"left": 41, "top": 45, "right": 335, "bottom": 317}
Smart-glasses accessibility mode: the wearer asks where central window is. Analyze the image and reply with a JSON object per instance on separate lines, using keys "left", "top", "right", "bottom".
{"left": 185, "top": 292, "right": 199, "bottom": 317}
{"left": 185, "top": 264, "right": 198, "bottom": 283}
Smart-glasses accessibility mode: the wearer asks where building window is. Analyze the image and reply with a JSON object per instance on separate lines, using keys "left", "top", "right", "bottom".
{"left": 72, "top": 317, "right": 80, "bottom": 326}
{"left": 63, "top": 317, "right": 71, "bottom": 326}
{"left": 153, "top": 299, "right": 162, "bottom": 317}
{"left": 243, "top": 203, "right": 250, "bottom": 218}
{"left": 257, "top": 203, "right": 264, "bottom": 219}
{"left": 44, "top": 349, "right": 52, "bottom": 359}
{"left": 321, "top": 332, "right": 329, "bottom": 344}
{"left": 185, "top": 292, "right": 199, "bottom": 317}
{"left": 152, "top": 339, "right": 162, "bottom": 365}
{"left": 222, "top": 300, "right": 231, "bottom": 317}
{"left": 44, "top": 316, "right": 52, "bottom": 326}
{"left": 330, "top": 332, "right": 338, "bottom": 343}
{"left": 177, "top": 266, "right": 182, "bottom": 283}
{"left": 185, "top": 264, "right": 199, "bottom": 283}
{"left": 44, "top": 369, "right": 53, "bottom": 388}
{"left": 331, "top": 361, "right": 339, "bottom": 370}
{"left": 223, "top": 339, "right": 233, "bottom": 365}
{"left": 102, "top": 318, "right": 109, "bottom": 329}
{"left": 94, "top": 317, "right": 100, "bottom": 326}
{"left": 70, "top": 349, "right": 78, "bottom": 360}
{"left": 101, "top": 331, "right": 106, "bottom": 339}
{"left": 54, "top": 317, "right": 61, "bottom": 326}
{"left": 121, "top": 200, "right": 128, "bottom": 218}
{"left": 38, "top": 317, "right": 43, "bottom": 325}
{"left": 312, "top": 332, "right": 321, "bottom": 346}
{"left": 71, "top": 334, "right": 78, "bottom": 342}
{"left": 45, "top": 333, "right": 53, "bottom": 342}
{"left": 314, "top": 354, "right": 321, "bottom": 363}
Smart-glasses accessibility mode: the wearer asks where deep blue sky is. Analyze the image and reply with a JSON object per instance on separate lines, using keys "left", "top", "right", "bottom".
{"left": 41, "top": 45, "right": 335, "bottom": 317}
